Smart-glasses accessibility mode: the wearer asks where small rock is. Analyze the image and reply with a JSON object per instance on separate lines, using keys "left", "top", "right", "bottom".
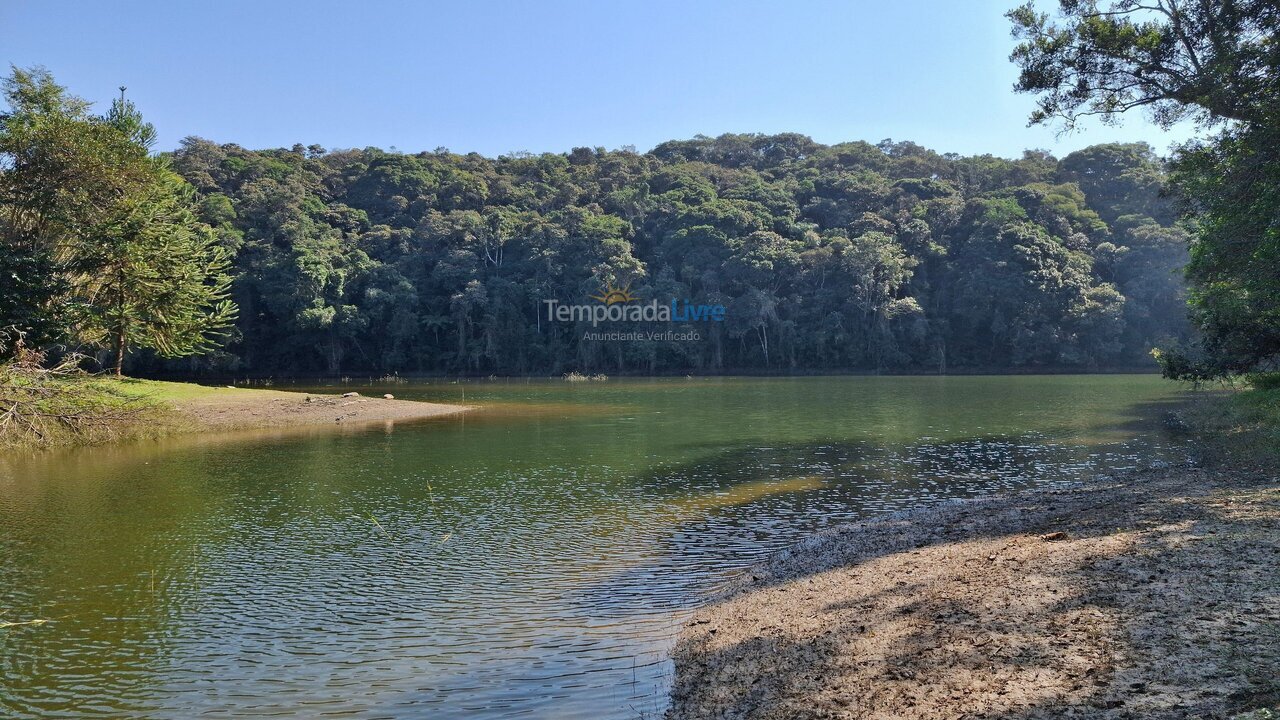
{"left": 383, "top": 393, "right": 395, "bottom": 400}
{"left": 305, "top": 396, "right": 316, "bottom": 403}
{"left": 1040, "top": 531, "right": 1069, "bottom": 542}
{"left": 341, "top": 391, "right": 359, "bottom": 398}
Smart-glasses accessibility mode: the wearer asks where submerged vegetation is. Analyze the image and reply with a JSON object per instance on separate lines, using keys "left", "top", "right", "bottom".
{"left": 563, "top": 371, "right": 608, "bottom": 382}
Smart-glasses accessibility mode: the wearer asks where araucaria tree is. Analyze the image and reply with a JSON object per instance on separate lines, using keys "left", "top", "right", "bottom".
{"left": 0, "top": 67, "right": 235, "bottom": 374}
{"left": 1008, "top": 0, "right": 1280, "bottom": 379}
{"left": 84, "top": 167, "right": 236, "bottom": 375}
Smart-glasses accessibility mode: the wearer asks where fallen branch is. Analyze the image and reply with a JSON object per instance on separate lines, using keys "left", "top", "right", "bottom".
{"left": 0, "top": 329, "right": 157, "bottom": 446}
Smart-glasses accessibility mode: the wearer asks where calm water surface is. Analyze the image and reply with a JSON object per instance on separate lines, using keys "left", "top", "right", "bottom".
{"left": 0, "top": 376, "right": 1189, "bottom": 718}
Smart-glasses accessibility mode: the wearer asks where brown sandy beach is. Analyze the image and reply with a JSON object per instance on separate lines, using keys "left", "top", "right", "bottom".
{"left": 668, "top": 467, "right": 1280, "bottom": 719}
{"left": 171, "top": 386, "right": 470, "bottom": 432}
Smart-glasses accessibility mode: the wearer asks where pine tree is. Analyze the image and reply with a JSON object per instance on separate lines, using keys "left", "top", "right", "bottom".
{"left": 80, "top": 168, "right": 237, "bottom": 375}
{"left": 0, "top": 69, "right": 237, "bottom": 373}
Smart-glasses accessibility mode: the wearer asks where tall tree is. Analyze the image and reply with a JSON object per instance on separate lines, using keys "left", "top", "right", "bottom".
{"left": 1165, "top": 123, "right": 1280, "bottom": 377}
{"left": 0, "top": 68, "right": 237, "bottom": 373}
{"left": 81, "top": 167, "right": 236, "bottom": 375}
{"left": 1009, "top": 1, "right": 1280, "bottom": 379}
{"left": 0, "top": 68, "right": 149, "bottom": 348}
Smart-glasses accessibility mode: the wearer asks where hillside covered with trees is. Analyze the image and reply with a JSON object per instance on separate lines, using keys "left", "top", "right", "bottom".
{"left": 1, "top": 68, "right": 1193, "bottom": 378}
{"left": 155, "top": 133, "right": 1188, "bottom": 376}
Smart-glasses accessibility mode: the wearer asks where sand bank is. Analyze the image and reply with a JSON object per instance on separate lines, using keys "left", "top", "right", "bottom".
{"left": 668, "top": 466, "right": 1280, "bottom": 719}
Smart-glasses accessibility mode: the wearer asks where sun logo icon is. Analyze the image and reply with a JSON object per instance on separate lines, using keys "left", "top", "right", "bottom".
{"left": 589, "top": 283, "right": 640, "bottom": 305}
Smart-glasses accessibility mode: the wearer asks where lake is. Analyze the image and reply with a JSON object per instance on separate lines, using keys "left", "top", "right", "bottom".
{"left": 0, "top": 375, "right": 1190, "bottom": 718}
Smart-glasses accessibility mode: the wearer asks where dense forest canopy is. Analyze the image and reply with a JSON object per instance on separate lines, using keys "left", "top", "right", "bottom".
{"left": 1009, "top": 0, "right": 1280, "bottom": 380}
{"left": 141, "top": 133, "right": 1189, "bottom": 376}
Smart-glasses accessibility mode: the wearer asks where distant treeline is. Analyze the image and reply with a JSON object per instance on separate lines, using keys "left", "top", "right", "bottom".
{"left": 144, "top": 133, "right": 1188, "bottom": 375}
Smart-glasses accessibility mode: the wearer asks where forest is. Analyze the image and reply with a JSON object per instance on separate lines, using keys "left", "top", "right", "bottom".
{"left": 145, "top": 133, "right": 1188, "bottom": 376}
{"left": 7, "top": 0, "right": 1278, "bottom": 381}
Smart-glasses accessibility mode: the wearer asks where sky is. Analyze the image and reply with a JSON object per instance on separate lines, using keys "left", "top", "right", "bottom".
{"left": 2, "top": 0, "right": 1201, "bottom": 159}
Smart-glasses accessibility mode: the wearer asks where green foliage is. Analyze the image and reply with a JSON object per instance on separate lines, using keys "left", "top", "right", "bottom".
{"left": 0, "top": 67, "right": 151, "bottom": 348}
{"left": 0, "top": 67, "right": 237, "bottom": 373}
{"left": 135, "top": 130, "right": 1191, "bottom": 375}
{"left": 79, "top": 169, "right": 237, "bottom": 370}
{"left": 1165, "top": 124, "right": 1280, "bottom": 378}
{"left": 1059, "top": 143, "right": 1175, "bottom": 225}
{"left": 1007, "top": 0, "right": 1280, "bottom": 129}
{"left": 1247, "top": 373, "right": 1280, "bottom": 391}
{"left": 1010, "top": 1, "right": 1280, "bottom": 381}
{"left": 0, "top": 244, "right": 67, "bottom": 348}
{"left": 0, "top": 69, "right": 1196, "bottom": 377}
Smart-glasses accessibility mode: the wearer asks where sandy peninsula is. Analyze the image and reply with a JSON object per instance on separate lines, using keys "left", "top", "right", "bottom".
{"left": 667, "top": 466, "right": 1280, "bottom": 719}
{"left": 167, "top": 385, "right": 470, "bottom": 432}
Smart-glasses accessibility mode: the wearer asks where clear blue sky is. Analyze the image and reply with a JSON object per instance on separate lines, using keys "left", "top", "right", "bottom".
{"left": 2, "top": 0, "right": 1198, "bottom": 158}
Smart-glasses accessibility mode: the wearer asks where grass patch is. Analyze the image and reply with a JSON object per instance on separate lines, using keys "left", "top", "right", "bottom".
{"left": 1181, "top": 385, "right": 1280, "bottom": 465}
{"left": 0, "top": 343, "right": 207, "bottom": 449}
{"left": 111, "top": 377, "right": 235, "bottom": 403}
{"left": 0, "top": 369, "right": 180, "bottom": 450}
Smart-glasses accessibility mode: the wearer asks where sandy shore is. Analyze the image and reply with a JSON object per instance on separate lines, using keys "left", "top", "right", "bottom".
{"left": 668, "top": 466, "right": 1280, "bottom": 719}
{"left": 171, "top": 387, "right": 470, "bottom": 432}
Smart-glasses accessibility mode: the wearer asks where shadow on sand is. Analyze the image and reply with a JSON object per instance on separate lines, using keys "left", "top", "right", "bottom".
{"left": 666, "top": 464, "right": 1279, "bottom": 719}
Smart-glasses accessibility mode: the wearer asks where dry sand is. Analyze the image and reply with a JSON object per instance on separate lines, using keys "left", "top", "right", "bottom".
{"left": 174, "top": 388, "right": 469, "bottom": 431}
{"left": 668, "top": 467, "right": 1280, "bottom": 719}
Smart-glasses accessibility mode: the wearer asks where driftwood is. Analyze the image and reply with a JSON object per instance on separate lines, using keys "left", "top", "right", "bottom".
{"left": 0, "top": 330, "right": 149, "bottom": 445}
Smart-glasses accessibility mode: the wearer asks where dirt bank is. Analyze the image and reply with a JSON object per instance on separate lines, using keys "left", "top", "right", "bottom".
{"left": 170, "top": 386, "right": 470, "bottom": 432}
{"left": 668, "top": 467, "right": 1280, "bottom": 719}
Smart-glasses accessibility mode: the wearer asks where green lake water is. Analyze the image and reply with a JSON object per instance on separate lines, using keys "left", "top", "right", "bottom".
{"left": 0, "top": 375, "right": 1190, "bottom": 718}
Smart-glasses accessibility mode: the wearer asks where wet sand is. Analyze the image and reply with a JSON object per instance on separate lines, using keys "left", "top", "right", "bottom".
{"left": 668, "top": 466, "right": 1280, "bottom": 719}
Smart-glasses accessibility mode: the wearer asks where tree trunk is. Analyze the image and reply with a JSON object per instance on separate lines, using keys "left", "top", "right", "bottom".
{"left": 115, "top": 328, "right": 126, "bottom": 377}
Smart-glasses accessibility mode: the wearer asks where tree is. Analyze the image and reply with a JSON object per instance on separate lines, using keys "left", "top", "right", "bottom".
{"left": 1165, "top": 123, "right": 1280, "bottom": 377}
{"left": 1058, "top": 143, "right": 1174, "bottom": 225}
{"left": 1008, "top": 0, "right": 1280, "bottom": 129}
{"left": 0, "top": 68, "right": 150, "bottom": 349}
{"left": 0, "top": 68, "right": 237, "bottom": 373}
{"left": 1010, "top": 1, "right": 1280, "bottom": 379}
{"left": 160, "top": 128, "right": 1192, "bottom": 376}
{"left": 81, "top": 168, "right": 236, "bottom": 375}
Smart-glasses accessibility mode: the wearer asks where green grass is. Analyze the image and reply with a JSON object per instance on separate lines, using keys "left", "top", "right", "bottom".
{"left": 0, "top": 374, "right": 327, "bottom": 450}
{"left": 0, "top": 372, "right": 171, "bottom": 450}
{"left": 1182, "top": 384, "right": 1280, "bottom": 465}
{"left": 111, "top": 377, "right": 236, "bottom": 402}
{"left": 0, "top": 373, "right": 259, "bottom": 450}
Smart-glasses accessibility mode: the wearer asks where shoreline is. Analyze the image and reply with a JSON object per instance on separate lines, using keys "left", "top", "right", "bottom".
{"left": 0, "top": 378, "right": 473, "bottom": 451}
{"left": 667, "top": 465, "right": 1280, "bottom": 719}
{"left": 147, "top": 368, "right": 1168, "bottom": 382}
{"left": 162, "top": 383, "right": 471, "bottom": 433}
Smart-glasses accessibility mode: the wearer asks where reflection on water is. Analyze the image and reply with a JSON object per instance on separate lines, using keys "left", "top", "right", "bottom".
{"left": 0, "top": 376, "right": 1188, "bottom": 718}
